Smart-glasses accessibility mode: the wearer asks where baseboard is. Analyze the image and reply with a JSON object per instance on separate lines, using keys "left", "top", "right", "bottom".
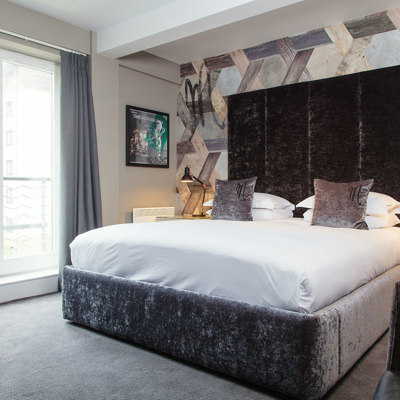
{"left": 0, "top": 269, "right": 59, "bottom": 303}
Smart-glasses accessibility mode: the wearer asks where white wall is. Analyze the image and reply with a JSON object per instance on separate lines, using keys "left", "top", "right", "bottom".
{"left": 91, "top": 32, "right": 120, "bottom": 227}
{"left": 0, "top": 0, "right": 90, "bottom": 54}
{"left": 92, "top": 36, "right": 180, "bottom": 225}
{"left": 119, "top": 65, "right": 178, "bottom": 223}
{"left": 119, "top": 51, "right": 180, "bottom": 84}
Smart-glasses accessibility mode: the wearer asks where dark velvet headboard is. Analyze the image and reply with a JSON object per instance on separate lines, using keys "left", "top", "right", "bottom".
{"left": 228, "top": 65, "right": 400, "bottom": 215}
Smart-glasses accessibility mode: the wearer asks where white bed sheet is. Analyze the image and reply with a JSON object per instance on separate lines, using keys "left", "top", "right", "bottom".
{"left": 70, "top": 219, "right": 400, "bottom": 313}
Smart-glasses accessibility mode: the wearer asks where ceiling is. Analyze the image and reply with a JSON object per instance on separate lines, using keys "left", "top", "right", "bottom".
{"left": 6, "top": 0, "right": 400, "bottom": 64}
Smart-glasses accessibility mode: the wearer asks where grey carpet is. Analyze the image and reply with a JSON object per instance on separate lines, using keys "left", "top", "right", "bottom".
{"left": 0, "top": 292, "right": 387, "bottom": 400}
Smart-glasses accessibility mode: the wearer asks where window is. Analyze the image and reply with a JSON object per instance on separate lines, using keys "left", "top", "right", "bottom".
{"left": 5, "top": 101, "right": 12, "bottom": 117}
{"left": 5, "top": 188, "right": 12, "bottom": 203}
{"left": 5, "top": 72, "right": 13, "bottom": 88}
{"left": 0, "top": 49, "right": 60, "bottom": 276}
{"left": 5, "top": 160, "right": 12, "bottom": 175}
{"left": 5, "top": 217, "right": 13, "bottom": 235}
{"left": 6, "top": 130, "right": 13, "bottom": 146}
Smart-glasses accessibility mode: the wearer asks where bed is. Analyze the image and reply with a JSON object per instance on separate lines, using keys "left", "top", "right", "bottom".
{"left": 63, "top": 217, "right": 400, "bottom": 400}
{"left": 63, "top": 65, "right": 400, "bottom": 400}
{"left": 68, "top": 218, "right": 400, "bottom": 314}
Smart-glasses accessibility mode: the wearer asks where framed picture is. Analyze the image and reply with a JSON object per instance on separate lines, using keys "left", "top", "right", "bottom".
{"left": 126, "top": 105, "right": 169, "bottom": 168}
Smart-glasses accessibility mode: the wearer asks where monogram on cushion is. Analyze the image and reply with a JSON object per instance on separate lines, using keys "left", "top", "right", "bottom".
{"left": 211, "top": 177, "right": 257, "bottom": 221}
{"left": 311, "top": 179, "right": 374, "bottom": 229}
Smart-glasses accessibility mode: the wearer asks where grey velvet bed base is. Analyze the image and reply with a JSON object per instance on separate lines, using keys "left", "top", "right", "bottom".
{"left": 62, "top": 264, "right": 400, "bottom": 400}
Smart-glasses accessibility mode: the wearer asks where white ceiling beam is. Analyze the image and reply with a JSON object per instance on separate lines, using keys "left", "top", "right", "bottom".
{"left": 97, "top": 0, "right": 303, "bottom": 59}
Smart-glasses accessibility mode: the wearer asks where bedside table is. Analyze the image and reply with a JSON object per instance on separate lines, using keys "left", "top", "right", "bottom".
{"left": 156, "top": 215, "right": 211, "bottom": 222}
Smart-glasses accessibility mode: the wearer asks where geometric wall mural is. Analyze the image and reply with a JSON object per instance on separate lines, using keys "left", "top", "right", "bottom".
{"left": 176, "top": 7, "right": 400, "bottom": 215}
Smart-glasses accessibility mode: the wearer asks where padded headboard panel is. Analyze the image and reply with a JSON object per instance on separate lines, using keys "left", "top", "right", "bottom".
{"left": 228, "top": 65, "right": 400, "bottom": 214}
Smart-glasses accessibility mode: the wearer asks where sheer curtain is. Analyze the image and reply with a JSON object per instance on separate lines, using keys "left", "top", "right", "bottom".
{"left": 59, "top": 51, "right": 102, "bottom": 286}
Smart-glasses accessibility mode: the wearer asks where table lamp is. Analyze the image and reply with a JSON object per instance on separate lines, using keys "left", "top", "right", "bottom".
{"left": 181, "top": 165, "right": 207, "bottom": 217}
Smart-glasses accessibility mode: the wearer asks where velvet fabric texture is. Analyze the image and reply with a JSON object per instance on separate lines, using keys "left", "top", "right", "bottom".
{"left": 62, "top": 265, "right": 400, "bottom": 400}
{"left": 373, "top": 282, "right": 400, "bottom": 399}
{"left": 228, "top": 91, "right": 266, "bottom": 194}
{"left": 329, "top": 268, "right": 400, "bottom": 379}
{"left": 311, "top": 179, "right": 373, "bottom": 229}
{"left": 211, "top": 177, "right": 257, "bottom": 221}
{"left": 387, "top": 282, "right": 400, "bottom": 371}
{"left": 228, "top": 65, "right": 400, "bottom": 218}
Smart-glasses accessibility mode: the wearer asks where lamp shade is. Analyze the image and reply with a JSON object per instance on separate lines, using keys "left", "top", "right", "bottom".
{"left": 181, "top": 166, "right": 193, "bottom": 182}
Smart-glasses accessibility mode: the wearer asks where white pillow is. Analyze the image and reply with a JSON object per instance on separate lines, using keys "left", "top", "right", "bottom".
{"left": 390, "top": 207, "right": 400, "bottom": 214}
{"left": 295, "top": 196, "right": 314, "bottom": 209}
{"left": 303, "top": 209, "right": 400, "bottom": 228}
{"left": 386, "top": 213, "right": 400, "bottom": 226}
{"left": 302, "top": 209, "right": 313, "bottom": 223}
{"left": 203, "top": 192, "right": 295, "bottom": 211}
{"left": 297, "top": 194, "right": 388, "bottom": 215}
{"left": 366, "top": 214, "right": 399, "bottom": 228}
{"left": 252, "top": 192, "right": 294, "bottom": 210}
{"left": 364, "top": 216, "right": 388, "bottom": 229}
{"left": 252, "top": 208, "right": 293, "bottom": 221}
{"left": 369, "top": 192, "right": 400, "bottom": 208}
{"left": 206, "top": 206, "right": 293, "bottom": 220}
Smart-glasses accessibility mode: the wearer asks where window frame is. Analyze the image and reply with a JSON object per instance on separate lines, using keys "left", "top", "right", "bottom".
{"left": 0, "top": 49, "right": 60, "bottom": 276}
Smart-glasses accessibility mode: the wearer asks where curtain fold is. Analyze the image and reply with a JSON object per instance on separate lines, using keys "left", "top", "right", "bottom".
{"left": 59, "top": 51, "right": 102, "bottom": 287}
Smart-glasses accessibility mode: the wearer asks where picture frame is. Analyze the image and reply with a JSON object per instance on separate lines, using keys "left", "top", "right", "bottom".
{"left": 126, "top": 105, "right": 169, "bottom": 168}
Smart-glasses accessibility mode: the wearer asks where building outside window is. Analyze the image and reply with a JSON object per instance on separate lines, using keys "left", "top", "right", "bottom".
{"left": 5, "top": 216, "right": 13, "bottom": 234}
{"left": 6, "top": 160, "right": 13, "bottom": 175}
{"left": 5, "top": 187, "right": 12, "bottom": 203}
{"left": 5, "top": 101, "right": 12, "bottom": 117}
{"left": 6, "top": 130, "right": 13, "bottom": 146}
{"left": 5, "top": 72, "right": 13, "bottom": 88}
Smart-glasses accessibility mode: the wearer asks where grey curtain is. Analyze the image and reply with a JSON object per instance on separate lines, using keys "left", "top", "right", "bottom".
{"left": 59, "top": 51, "right": 102, "bottom": 286}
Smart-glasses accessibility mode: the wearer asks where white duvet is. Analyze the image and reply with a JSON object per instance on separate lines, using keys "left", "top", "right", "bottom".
{"left": 70, "top": 219, "right": 400, "bottom": 313}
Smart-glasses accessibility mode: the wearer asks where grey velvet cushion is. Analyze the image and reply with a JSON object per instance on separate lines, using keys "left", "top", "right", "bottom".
{"left": 311, "top": 179, "right": 374, "bottom": 229}
{"left": 211, "top": 177, "right": 257, "bottom": 221}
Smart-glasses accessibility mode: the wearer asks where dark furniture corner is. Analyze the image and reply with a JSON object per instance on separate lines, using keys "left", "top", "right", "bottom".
{"left": 374, "top": 281, "right": 400, "bottom": 400}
